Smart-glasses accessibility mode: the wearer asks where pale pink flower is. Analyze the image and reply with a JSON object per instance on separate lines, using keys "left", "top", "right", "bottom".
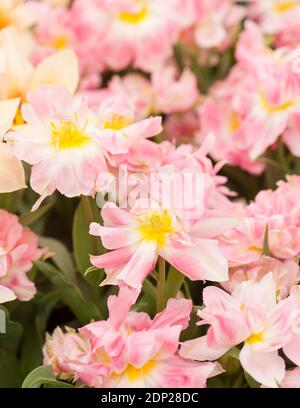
{"left": 89, "top": 179, "right": 233, "bottom": 288}
{"left": 283, "top": 112, "right": 300, "bottom": 156}
{"left": 281, "top": 368, "right": 300, "bottom": 388}
{"left": 83, "top": 66, "right": 199, "bottom": 119}
{"left": 103, "top": 74, "right": 153, "bottom": 119}
{"left": 96, "top": 0, "right": 189, "bottom": 72}
{"left": 223, "top": 256, "right": 300, "bottom": 299}
{"left": 44, "top": 287, "right": 222, "bottom": 388}
{"left": 222, "top": 176, "right": 300, "bottom": 265}
{"left": 184, "top": 0, "right": 246, "bottom": 50}
{"left": 159, "top": 134, "right": 237, "bottom": 210}
{"left": 0, "top": 26, "right": 79, "bottom": 102}
{"left": 28, "top": 0, "right": 108, "bottom": 76}
{"left": 0, "top": 209, "right": 41, "bottom": 303}
{"left": 249, "top": 0, "right": 300, "bottom": 47}
{"left": 100, "top": 134, "right": 238, "bottom": 226}
{"left": 164, "top": 112, "right": 199, "bottom": 144}
{"left": 0, "top": 0, "right": 35, "bottom": 32}
{"left": 8, "top": 85, "right": 107, "bottom": 209}
{"left": 198, "top": 21, "right": 300, "bottom": 170}
{"left": 198, "top": 96, "right": 266, "bottom": 175}
{"left": 106, "top": 139, "right": 165, "bottom": 175}
{"left": 180, "top": 273, "right": 300, "bottom": 388}
{"left": 0, "top": 98, "right": 26, "bottom": 193}
{"left": 96, "top": 97, "right": 162, "bottom": 156}
{"left": 43, "top": 327, "right": 93, "bottom": 380}
{"left": 151, "top": 66, "right": 199, "bottom": 114}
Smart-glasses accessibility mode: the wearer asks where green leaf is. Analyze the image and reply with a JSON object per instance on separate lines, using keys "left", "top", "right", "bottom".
{"left": 263, "top": 224, "right": 270, "bottom": 256}
{"left": 35, "top": 292, "right": 60, "bottom": 341}
{"left": 0, "top": 349, "right": 21, "bottom": 387}
{"left": 0, "top": 306, "right": 23, "bottom": 387}
{"left": 19, "top": 200, "right": 54, "bottom": 226}
{"left": 72, "top": 196, "right": 104, "bottom": 285}
{"left": 0, "top": 190, "right": 25, "bottom": 212}
{"left": 39, "top": 236, "right": 77, "bottom": 284}
{"left": 180, "top": 306, "right": 200, "bottom": 342}
{"left": 18, "top": 291, "right": 61, "bottom": 377}
{"left": 35, "top": 260, "right": 102, "bottom": 323}
{"left": 226, "top": 347, "right": 240, "bottom": 360}
{"left": 244, "top": 372, "right": 260, "bottom": 388}
{"left": 0, "top": 306, "right": 23, "bottom": 353}
{"left": 165, "top": 266, "right": 185, "bottom": 300}
{"left": 22, "top": 365, "right": 74, "bottom": 388}
{"left": 141, "top": 278, "right": 156, "bottom": 316}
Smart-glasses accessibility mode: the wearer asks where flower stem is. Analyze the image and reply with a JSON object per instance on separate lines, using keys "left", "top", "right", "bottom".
{"left": 157, "top": 257, "right": 166, "bottom": 312}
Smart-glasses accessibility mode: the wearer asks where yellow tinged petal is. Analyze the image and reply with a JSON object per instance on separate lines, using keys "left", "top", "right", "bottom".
{"left": 30, "top": 50, "right": 79, "bottom": 94}
{"left": 0, "top": 97, "right": 20, "bottom": 134}
{"left": 0, "top": 26, "right": 33, "bottom": 100}
{"left": 0, "top": 143, "right": 26, "bottom": 193}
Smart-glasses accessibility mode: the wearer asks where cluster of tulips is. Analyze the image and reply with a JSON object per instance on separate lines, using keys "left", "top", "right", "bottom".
{"left": 1, "top": 0, "right": 300, "bottom": 389}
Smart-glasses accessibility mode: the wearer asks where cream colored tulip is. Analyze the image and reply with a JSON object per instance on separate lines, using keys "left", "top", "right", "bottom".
{"left": 0, "top": 98, "right": 26, "bottom": 192}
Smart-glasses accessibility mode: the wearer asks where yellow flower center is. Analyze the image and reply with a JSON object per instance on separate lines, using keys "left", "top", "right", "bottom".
{"left": 229, "top": 111, "right": 241, "bottom": 133}
{"left": 275, "top": 1, "right": 297, "bottom": 13}
{"left": 246, "top": 332, "right": 264, "bottom": 345}
{"left": 137, "top": 210, "right": 175, "bottom": 246}
{"left": 0, "top": 7, "right": 11, "bottom": 29}
{"left": 261, "top": 94, "right": 294, "bottom": 113}
{"left": 13, "top": 107, "right": 24, "bottom": 126}
{"left": 247, "top": 245, "right": 262, "bottom": 253}
{"left": 103, "top": 115, "right": 133, "bottom": 131}
{"left": 119, "top": 1, "right": 148, "bottom": 24}
{"left": 53, "top": 35, "right": 70, "bottom": 50}
{"left": 122, "top": 360, "right": 157, "bottom": 383}
{"left": 95, "top": 349, "right": 111, "bottom": 365}
{"left": 50, "top": 120, "right": 91, "bottom": 150}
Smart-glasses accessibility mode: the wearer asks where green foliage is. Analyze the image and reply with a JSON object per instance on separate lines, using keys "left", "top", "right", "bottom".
{"left": 22, "top": 365, "right": 74, "bottom": 388}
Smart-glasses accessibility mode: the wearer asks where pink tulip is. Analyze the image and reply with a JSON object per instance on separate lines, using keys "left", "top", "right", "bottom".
{"left": 44, "top": 287, "right": 222, "bottom": 387}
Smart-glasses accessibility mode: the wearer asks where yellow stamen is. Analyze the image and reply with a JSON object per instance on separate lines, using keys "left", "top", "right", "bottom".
{"left": 246, "top": 332, "right": 264, "bottom": 345}
{"left": 229, "top": 111, "right": 241, "bottom": 133}
{"left": 124, "top": 360, "right": 157, "bottom": 382}
{"left": 13, "top": 107, "right": 24, "bottom": 125}
{"left": 247, "top": 245, "right": 262, "bottom": 253}
{"left": 50, "top": 120, "right": 91, "bottom": 150}
{"left": 119, "top": 2, "right": 148, "bottom": 24}
{"left": 261, "top": 94, "right": 294, "bottom": 113}
{"left": 95, "top": 350, "right": 111, "bottom": 365}
{"left": 103, "top": 115, "right": 133, "bottom": 131}
{"left": 275, "top": 1, "right": 297, "bottom": 13}
{"left": 137, "top": 210, "right": 175, "bottom": 246}
{"left": 53, "top": 35, "right": 70, "bottom": 50}
{"left": 0, "top": 8, "right": 11, "bottom": 29}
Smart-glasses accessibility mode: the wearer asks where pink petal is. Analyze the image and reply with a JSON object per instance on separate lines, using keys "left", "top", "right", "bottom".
{"left": 0, "top": 143, "right": 26, "bottom": 193}
{"left": 160, "top": 238, "right": 228, "bottom": 282}
{"left": 116, "top": 240, "right": 158, "bottom": 288}
{"left": 90, "top": 245, "right": 135, "bottom": 269}
{"left": 151, "top": 298, "right": 192, "bottom": 331}
{"left": 180, "top": 335, "right": 230, "bottom": 361}
{"left": 101, "top": 203, "right": 133, "bottom": 227}
{"left": 283, "top": 333, "right": 300, "bottom": 366}
{"left": 107, "top": 286, "right": 140, "bottom": 330}
{"left": 124, "top": 116, "right": 163, "bottom": 140}
{"left": 240, "top": 345, "right": 285, "bottom": 388}
{"left": 89, "top": 224, "right": 140, "bottom": 250}
{"left": 0, "top": 98, "right": 20, "bottom": 134}
{"left": 30, "top": 50, "right": 79, "bottom": 94}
